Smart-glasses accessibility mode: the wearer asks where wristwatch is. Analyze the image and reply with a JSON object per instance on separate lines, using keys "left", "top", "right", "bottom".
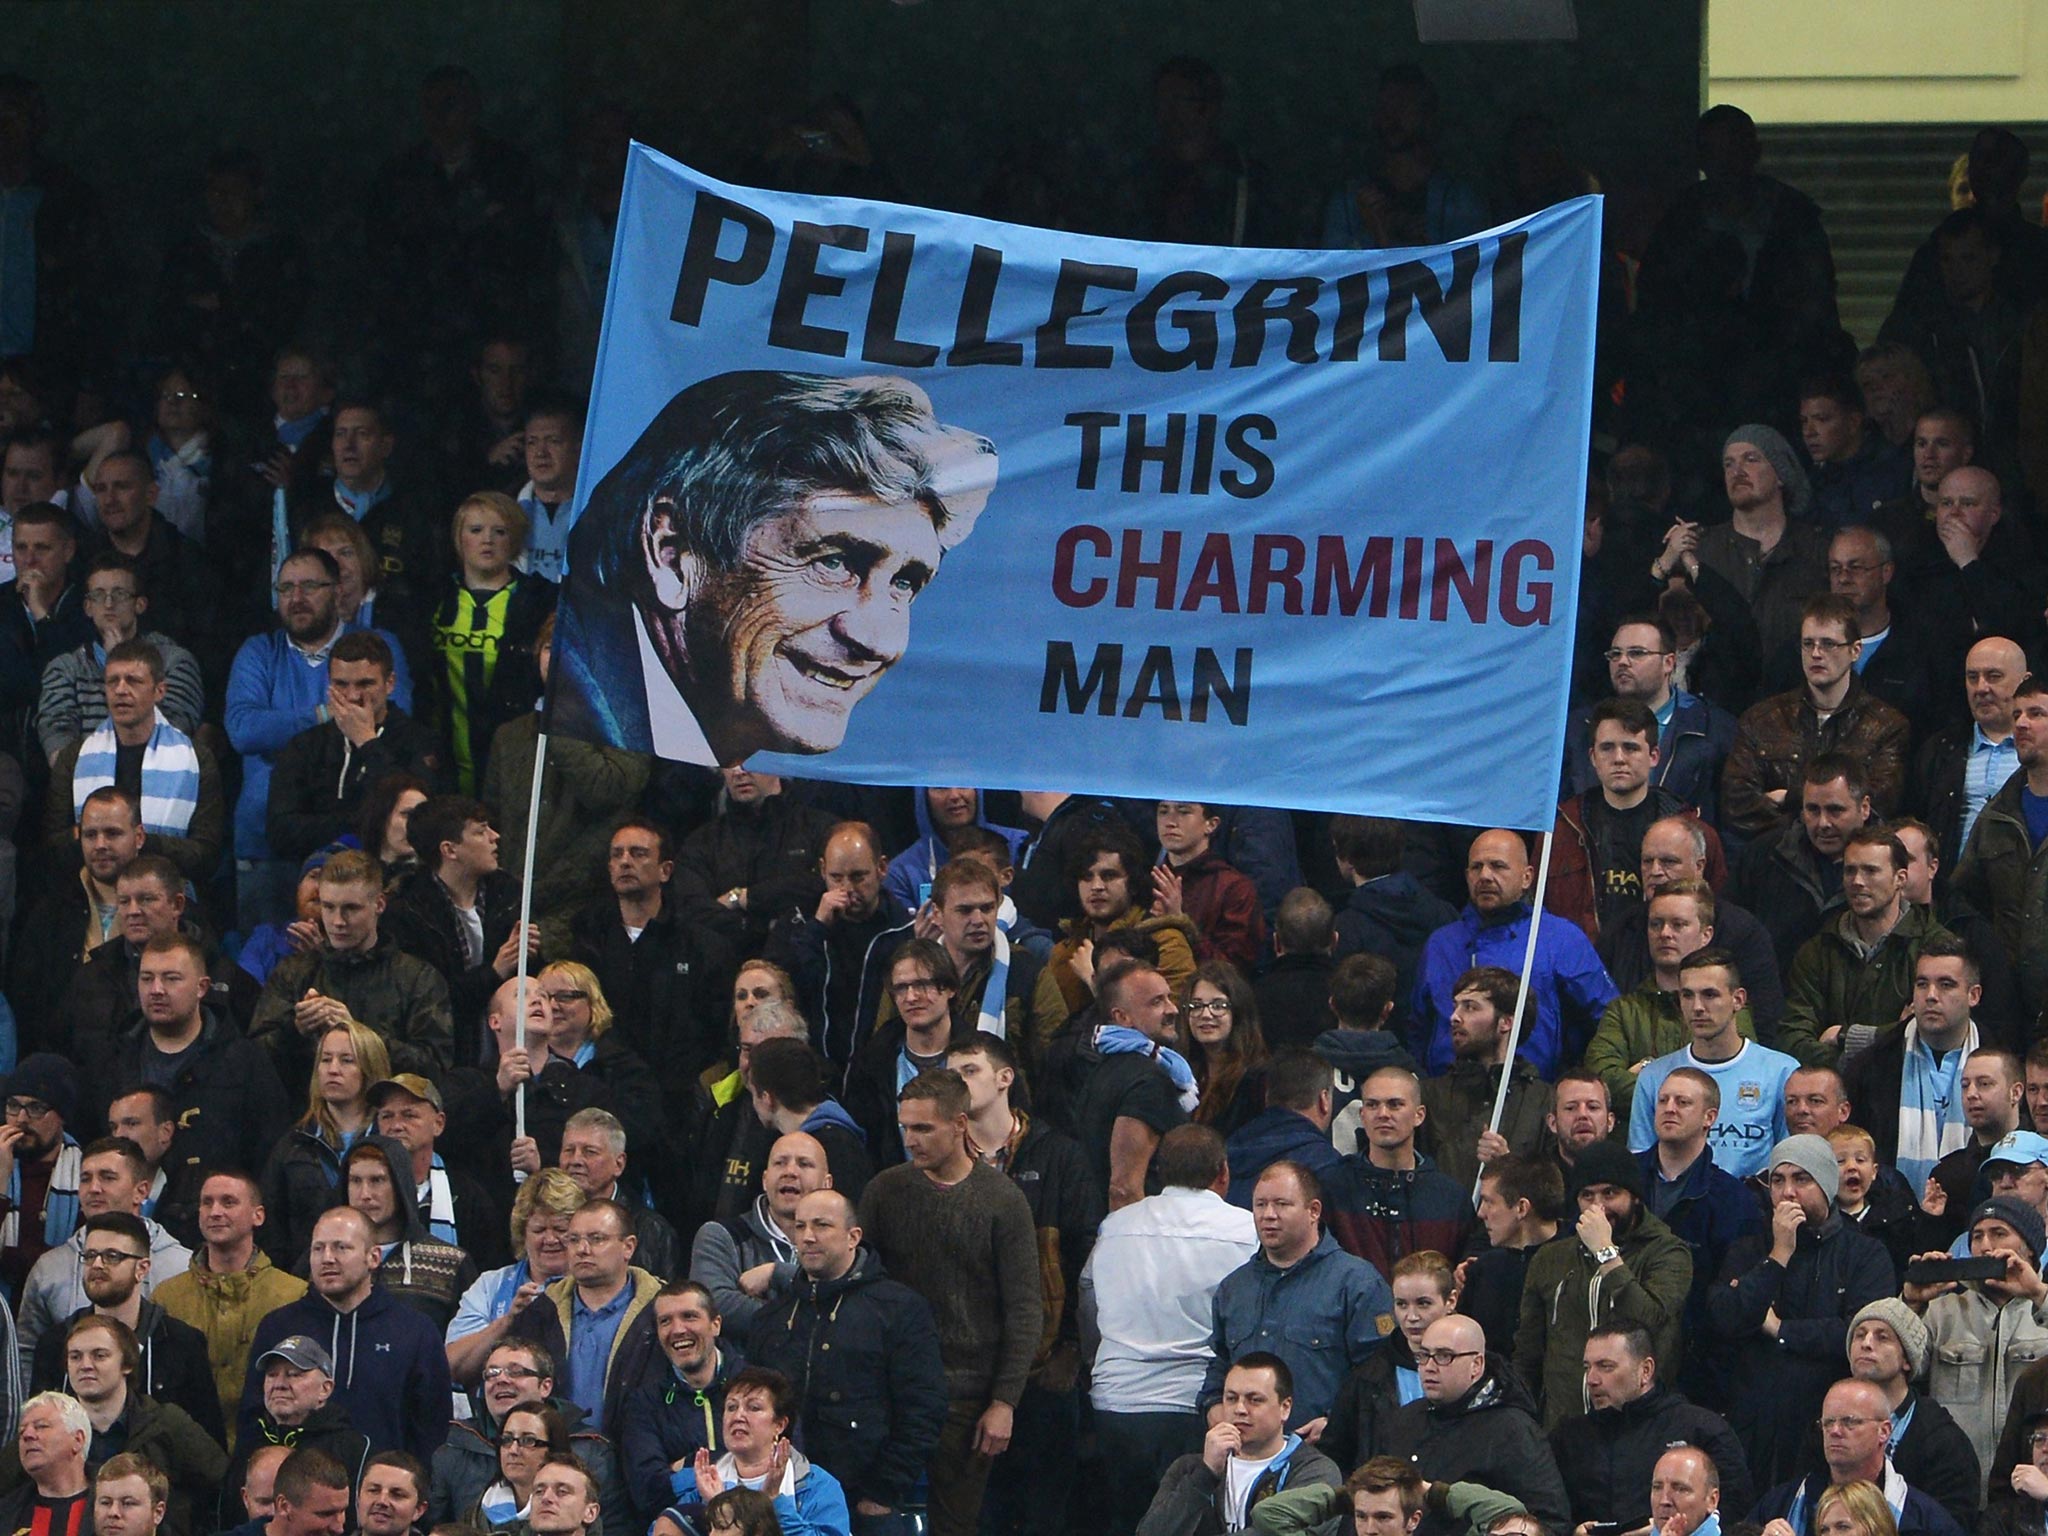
{"left": 1593, "top": 1244, "right": 1622, "bottom": 1266}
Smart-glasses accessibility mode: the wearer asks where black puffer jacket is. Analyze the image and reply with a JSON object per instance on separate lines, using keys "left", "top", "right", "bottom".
{"left": 1731, "top": 819, "right": 1846, "bottom": 979}
{"left": 1318, "top": 1330, "right": 1417, "bottom": 1474}
{"left": 745, "top": 1246, "right": 950, "bottom": 1508}
{"left": 1548, "top": 1383, "right": 1754, "bottom": 1530}
{"left": 669, "top": 791, "right": 837, "bottom": 952}
{"left": 1373, "top": 1358, "right": 1571, "bottom": 1535}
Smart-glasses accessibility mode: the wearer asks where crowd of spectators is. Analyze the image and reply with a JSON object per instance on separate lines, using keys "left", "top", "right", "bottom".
{"left": 0, "top": 43, "right": 2041, "bottom": 1536}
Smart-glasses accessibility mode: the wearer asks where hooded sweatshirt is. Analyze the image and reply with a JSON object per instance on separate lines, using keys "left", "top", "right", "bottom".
{"left": 882, "top": 787, "right": 1028, "bottom": 914}
{"left": 347, "top": 1133, "right": 478, "bottom": 1334}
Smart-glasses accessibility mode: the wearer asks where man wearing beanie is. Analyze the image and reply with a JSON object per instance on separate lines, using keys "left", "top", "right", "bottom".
{"left": 0, "top": 1053, "right": 85, "bottom": 1299}
{"left": 1707, "top": 1133, "right": 1893, "bottom": 1488}
{"left": 1510, "top": 1138, "right": 1692, "bottom": 1430}
{"left": 1912, "top": 1195, "right": 2048, "bottom": 1477}
{"left": 1654, "top": 424, "right": 1827, "bottom": 672}
{"left": 1838, "top": 1298, "right": 1982, "bottom": 1532}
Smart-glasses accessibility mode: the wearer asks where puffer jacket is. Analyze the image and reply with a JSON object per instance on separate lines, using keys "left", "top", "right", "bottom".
{"left": 1721, "top": 677, "right": 1911, "bottom": 839}
{"left": 1953, "top": 769, "right": 2048, "bottom": 1024}
{"left": 1513, "top": 1210, "right": 1694, "bottom": 1429}
{"left": 1924, "top": 1285, "right": 2048, "bottom": 1477}
{"left": 1374, "top": 1360, "right": 1571, "bottom": 1534}
{"left": 1548, "top": 1382, "right": 1755, "bottom": 1530}
{"left": 746, "top": 1247, "right": 950, "bottom": 1510}
{"left": 248, "top": 932, "right": 455, "bottom": 1084}
{"left": 1583, "top": 979, "right": 1757, "bottom": 1114}
{"left": 1777, "top": 901, "right": 1953, "bottom": 1068}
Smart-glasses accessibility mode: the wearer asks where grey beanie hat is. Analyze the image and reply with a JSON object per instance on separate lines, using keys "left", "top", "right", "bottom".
{"left": 1849, "top": 1297, "right": 1928, "bottom": 1379}
{"left": 1726, "top": 424, "right": 1812, "bottom": 520}
{"left": 1768, "top": 1133, "right": 1840, "bottom": 1203}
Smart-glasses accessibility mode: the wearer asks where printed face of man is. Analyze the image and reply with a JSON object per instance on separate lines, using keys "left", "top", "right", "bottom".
{"left": 663, "top": 490, "right": 941, "bottom": 762}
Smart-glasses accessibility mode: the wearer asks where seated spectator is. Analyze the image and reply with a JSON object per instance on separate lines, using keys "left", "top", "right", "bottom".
{"left": 1629, "top": 948, "right": 1798, "bottom": 1179}
{"left": 1413, "top": 829, "right": 1616, "bottom": 1080}
{"left": 1418, "top": 966, "right": 1548, "bottom": 1192}
{"left": 744, "top": 1191, "right": 949, "bottom": 1533}
{"left": 669, "top": 766, "right": 837, "bottom": 954}
{"left": 18, "top": 1138, "right": 191, "bottom": 1379}
{"left": 1372, "top": 1314, "right": 1569, "bottom": 1535}
{"left": 1201, "top": 1160, "right": 1393, "bottom": 1434}
{"left": 553, "top": 1108, "right": 684, "bottom": 1282}
{"left": 1318, "top": 1250, "right": 1456, "bottom": 1474}
{"left": 1511, "top": 1140, "right": 1691, "bottom": 1430}
{"left": 84, "top": 449, "right": 219, "bottom": 675}
{"left": 1907, "top": 1196, "right": 2048, "bottom": 1479}
{"left": 504, "top": 1198, "right": 661, "bottom": 1439}
{"left": 1723, "top": 595, "right": 1911, "bottom": 843}
{"left": 1986, "top": 1409, "right": 2048, "bottom": 1536}
{"left": 444, "top": 1169, "right": 584, "bottom": 1387}
{"left": 1080, "top": 1124, "right": 1255, "bottom": 1536}
{"left": 384, "top": 795, "right": 531, "bottom": 1053}
{"left": 429, "top": 1336, "right": 623, "bottom": 1536}
{"left": 745, "top": 1037, "right": 873, "bottom": 1204}
{"left": 1181, "top": 962, "right": 1269, "bottom": 1142}
{"left": 654, "top": 1367, "right": 851, "bottom": 1536}
{"left": 1031, "top": 823, "right": 1199, "bottom": 1065}
{"left": 152, "top": 1169, "right": 307, "bottom": 1440}
{"left": 1252, "top": 890, "right": 1334, "bottom": 1050}
{"left": 1224, "top": 1049, "right": 1340, "bottom": 1209}
{"left": 687, "top": 1129, "right": 828, "bottom": 1335}
{"left": 1708, "top": 1135, "right": 1895, "bottom": 1490}
{"left": 0, "top": 1053, "right": 87, "bottom": 1302}
{"left": 1138, "top": 1352, "right": 1339, "bottom": 1536}
{"left": 36, "top": 555, "right": 203, "bottom": 764}
{"left": 1732, "top": 751, "right": 1874, "bottom": 980}
{"left": 1841, "top": 935, "right": 1982, "bottom": 1186}
{"left": 338, "top": 1137, "right": 477, "bottom": 1333}
{"left": 0, "top": 1393, "right": 94, "bottom": 1536}
{"left": 55, "top": 1315, "right": 226, "bottom": 1536}
{"left": 1327, "top": 815, "right": 1457, "bottom": 1037}
{"left": 43, "top": 639, "right": 224, "bottom": 889}
{"left": 881, "top": 786, "right": 1026, "bottom": 916}
{"left": 1248, "top": 1457, "right": 1534, "bottom": 1536}
{"left": 845, "top": 939, "right": 970, "bottom": 1165}
{"left": 1922, "top": 1047, "right": 2027, "bottom": 1239}
{"left": 227, "top": 1336, "right": 369, "bottom": 1524}
{"left": 257, "top": 1019, "right": 392, "bottom": 1266}
{"left": 353, "top": 1452, "right": 428, "bottom": 1536}
{"left": 1748, "top": 1377, "right": 1966, "bottom": 1536}
{"left": 368, "top": 1074, "right": 501, "bottom": 1267}
{"left": 566, "top": 817, "right": 731, "bottom": 1112}
{"left": 422, "top": 491, "right": 553, "bottom": 796}
{"left": 1548, "top": 1324, "right": 1753, "bottom": 1531}
{"left": 265, "top": 632, "right": 443, "bottom": 863}
{"left": 1563, "top": 614, "right": 1739, "bottom": 827}
{"left": 1780, "top": 826, "right": 1954, "bottom": 1070}
{"left": 688, "top": 976, "right": 806, "bottom": 1232}
{"left": 249, "top": 849, "right": 455, "bottom": 1087}
{"left": 1453, "top": 1156, "right": 1560, "bottom": 1359}
{"left": 1837, "top": 1298, "right": 1981, "bottom": 1533}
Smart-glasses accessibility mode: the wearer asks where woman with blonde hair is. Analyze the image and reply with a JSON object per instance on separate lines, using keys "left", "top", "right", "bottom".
{"left": 427, "top": 489, "right": 555, "bottom": 793}
{"left": 258, "top": 1019, "right": 391, "bottom": 1261}
{"left": 444, "top": 1168, "right": 588, "bottom": 1385}
{"left": 534, "top": 960, "right": 665, "bottom": 1176}
{"left": 1814, "top": 1480, "right": 1899, "bottom": 1536}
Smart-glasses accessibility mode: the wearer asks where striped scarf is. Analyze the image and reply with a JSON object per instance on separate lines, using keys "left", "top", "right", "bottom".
{"left": 3, "top": 1137, "right": 81, "bottom": 1255}
{"left": 975, "top": 924, "right": 1012, "bottom": 1038}
{"left": 1898, "top": 1019, "right": 1978, "bottom": 1190}
{"left": 71, "top": 714, "right": 202, "bottom": 835}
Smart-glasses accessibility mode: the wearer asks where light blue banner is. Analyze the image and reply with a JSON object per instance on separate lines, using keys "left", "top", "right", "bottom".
{"left": 551, "top": 144, "right": 1599, "bottom": 829}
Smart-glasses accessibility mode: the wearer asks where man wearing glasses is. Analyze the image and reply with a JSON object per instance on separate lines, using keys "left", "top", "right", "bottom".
{"left": 1568, "top": 616, "right": 1738, "bottom": 825}
{"left": 225, "top": 547, "right": 414, "bottom": 932}
{"left": 507, "top": 1198, "right": 662, "bottom": 1440}
{"left": 1751, "top": 1378, "right": 1965, "bottom": 1536}
{"left": 0, "top": 1053, "right": 85, "bottom": 1301}
{"left": 35, "top": 553, "right": 203, "bottom": 764}
{"left": 1722, "top": 593, "right": 1911, "bottom": 843}
{"left": 846, "top": 939, "right": 965, "bottom": 1164}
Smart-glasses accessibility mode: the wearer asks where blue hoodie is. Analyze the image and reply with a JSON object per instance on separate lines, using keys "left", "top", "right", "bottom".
{"left": 238, "top": 1280, "right": 453, "bottom": 1459}
{"left": 882, "top": 787, "right": 1028, "bottom": 914}
{"left": 1225, "top": 1107, "right": 1344, "bottom": 1207}
{"left": 1413, "top": 903, "right": 1618, "bottom": 1078}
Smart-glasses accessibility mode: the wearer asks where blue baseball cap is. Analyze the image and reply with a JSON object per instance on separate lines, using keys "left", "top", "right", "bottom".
{"left": 1983, "top": 1131, "right": 2048, "bottom": 1171}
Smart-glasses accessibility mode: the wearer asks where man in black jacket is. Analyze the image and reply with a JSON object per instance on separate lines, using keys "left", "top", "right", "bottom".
{"left": 1730, "top": 753, "right": 1869, "bottom": 978}
{"left": 1548, "top": 1324, "right": 1752, "bottom": 1530}
{"left": 747, "top": 1191, "right": 948, "bottom": 1527}
{"left": 767, "top": 820, "right": 914, "bottom": 1069}
{"left": 266, "top": 631, "right": 443, "bottom": 863}
{"left": 669, "top": 766, "right": 835, "bottom": 953}
{"left": 384, "top": 795, "right": 527, "bottom": 1059}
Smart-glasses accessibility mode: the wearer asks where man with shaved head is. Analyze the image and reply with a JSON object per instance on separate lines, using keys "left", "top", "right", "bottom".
{"left": 687, "top": 1129, "right": 831, "bottom": 1332}
{"left": 1414, "top": 829, "right": 1616, "bottom": 1079}
{"left": 1913, "top": 635, "right": 2029, "bottom": 873}
{"left": 1955, "top": 674, "right": 2048, "bottom": 1026}
{"left": 1900, "top": 467, "right": 2043, "bottom": 687}
{"left": 768, "top": 819, "right": 914, "bottom": 1067}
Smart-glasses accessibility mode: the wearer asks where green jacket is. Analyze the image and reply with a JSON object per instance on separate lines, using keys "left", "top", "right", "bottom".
{"left": 1953, "top": 770, "right": 2048, "bottom": 1024}
{"left": 1583, "top": 979, "right": 1757, "bottom": 1115}
{"left": 1252, "top": 1479, "right": 1527, "bottom": 1536}
{"left": 482, "top": 711, "right": 650, "bottom": 924}
{"left": 1776, "top": 901, "right": 1952, "bottom": 1068}
{"left": 1512, "top": 1210, "right": 1693, "bottom": 1430}
{"left": 1420, "top": 1057, "right": 1551, "bottom": 1192}
{"left": 249, "top": 933, "right": 456, "bottom": 1084}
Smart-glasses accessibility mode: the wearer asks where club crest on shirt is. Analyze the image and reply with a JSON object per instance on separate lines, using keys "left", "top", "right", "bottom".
{"left": 1737, "top": 1081, "right": 1763, "bottom": 1108}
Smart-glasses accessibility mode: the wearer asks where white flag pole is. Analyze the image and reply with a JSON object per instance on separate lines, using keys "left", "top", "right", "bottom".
{"left": 512, "top": 731, "right": 550, "bottom": 1143}
{"left": 1473, "top": 828, "right": 1558, "bottom": 1203}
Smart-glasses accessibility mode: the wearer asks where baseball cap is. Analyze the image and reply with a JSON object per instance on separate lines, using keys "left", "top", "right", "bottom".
{"left": 257, "top": 1335, "right": 334, "bottom": 1374}
{"left": 367, "top": 1074, "right": 444, "bottom": 1113}
{"left": 1984, "top": 1131, "right": 2048, "bottom": 1171}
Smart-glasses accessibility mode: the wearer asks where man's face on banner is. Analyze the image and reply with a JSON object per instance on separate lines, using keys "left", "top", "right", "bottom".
{"left": 669, "top": 488, "right": 941, "bottom": 760}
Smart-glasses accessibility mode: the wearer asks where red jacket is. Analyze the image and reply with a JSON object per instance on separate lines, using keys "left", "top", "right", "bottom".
{"left": 1544, "top": 789, "right": 1728, "bottom": 943}
{"left": 1171, "top": 848, "right": 1268, "bottom": 971}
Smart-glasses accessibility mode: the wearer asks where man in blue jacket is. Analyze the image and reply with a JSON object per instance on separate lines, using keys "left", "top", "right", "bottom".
{"left": 1413, "top": 829, "right": 1618, "bottom": 1079}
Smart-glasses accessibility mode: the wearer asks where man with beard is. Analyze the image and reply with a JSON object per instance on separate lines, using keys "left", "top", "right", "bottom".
{"left": 1688, "top": 425, "right": 1830, "bottom": 662}
{"left": 617, "top": 1283, "right": 746, "bottom": 1528}
{"left": 0, "top": 1053, "right": 85, "bottom": 1300}
{"left": 769, "top": 821, "right": 913, "bottom": 1070}
{"left": 226, "top": 547, "right": 413, "bottom": 931}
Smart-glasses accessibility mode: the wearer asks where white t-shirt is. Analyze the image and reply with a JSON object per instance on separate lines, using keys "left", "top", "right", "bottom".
{"left": 1224, "top": 1449, "right": 1281, "bottom": 1531}
{"left": 455, "top": 903, "right": 484, "bottom": 968}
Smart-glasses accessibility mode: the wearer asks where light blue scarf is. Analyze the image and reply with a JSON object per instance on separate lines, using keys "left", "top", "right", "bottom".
{"left": 71, "top": 714, "right": 202, "bottom": 835}
{"left": 4, "top": 1136, "right": 81, "bottom": 1253}
{"left": 1898, "top": 1020, "right": 1976, "bottom": 1190}
{"left": 1094, "top": 1023, "right": 1200, "bottom": 1114}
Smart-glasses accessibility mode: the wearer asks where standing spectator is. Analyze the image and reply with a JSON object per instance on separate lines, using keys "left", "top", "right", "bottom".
{"left": 744, "top": 1039, "right": 873, "bottom": 1204}
{"left": 880, "top": 786, "right": 1026, "bottom": 918}
{"left": 1683, "top": 426, "right": 1831, "bottom": 663}
{"left": 515, "top": 395, "right": 584, "bottom": 586}
{"left": 1067, "top": 962, "right": 1194, "bottom": 1211}
{"left": 1412, "top": 829, "right": 1616, "bottom": 1080}
{"left": 1748, "top": 1377, "right": 1966, "bottom": 1536}
{"left": 857, "top": 1069, "right": 1040, "bottom": 1536}
{"left": 1417, "top": 967, "right": 1549, "bottom": 1192}
{"left": 1327, "top": 816, "right": 1457, "bottom": 1039}
{"left": 383, "top": 795, "right": 531, "bottom": 1055}
{"left": 686, "top": 1130, "right": 827, "bottom": 1335}
{"left": 1563, "top": 615, "right": 1738, "bottom": 825}
{"left": 844, "top": 940, "right": 968, "bottom": 1165}
{"left": 1321, "top": 1066, "right": 1473, "bottom": 1276}
{"left": 336, "top": 1138, "right": 476, "bottom": 1334}
{"left": 0, "top": 1394, "right": 92, "bottom": 1536}
{"left": 443, "top": 1170, "right": 584, "bottom": 1387}
{"left": 1707, "top": 1134, "right": 1895, "bottom": 1489}
{"left": 36, "top": 555, "right": 203, "bottom": 764}
{"left": 1201, "top": 1160, "right": 1394, "bottom": 1436}
{"left": 0, "top": 1054, "right": 85, "bottom": 1302}
{"left": 926, "top": 856, "right": 1042, "bottom": 1041}
{"left": 1953, "top": 676, "right": 2048, "bottom": 1027}
{"left": 1128, "top": 57, "right": 1272, "bottom": 247}
{"left": 1322, "top": 65, "right": 1486, "bottom": 250}
{"left": 1080, "top": 1125, "right": 1255, "bottom": 1536}
{"left": 1253, "top": 890, "right": 1334, "bottom": 1049}
{"left": 1453, "top": 1157, "right": 1561, "bottom": 1359}
{"left": 614, "top": 1283, "right": 743, "bottom": 1529}
{"left": 1630, "top": 948, "right": 1798, "bottom": 1178}
{"left": 1152, "top": 802, "right": 1266, "bottom": 971}
{"left": 1223, "top": 1049, "right": 1341, "bottom": 1209}
{"left": 1181, "top": 963, "right": 1269, "bottom": 1141}
{"left": 1800, "top": 378, "right": 1905, "bottom": 530}
{"left": 1911, "top": 635, "right": 2026, "bottom": 886}
{"left": 257, "top": 1019, "right": 389, "bottom": 1266}
{"left": 54, "top": 1315, "right": 225, "bottom": 1536}
{"left": 1316, "top": 1250, "right": 1457, "bottom": 1475}
{"left": 1923, "top": 1047, "right": 2026, "bottom": 1236}
{"left": 226, "top": 1337, "right": 370, "bottom": 1523}
{"left": 1840, "top": 1298, "right": 1981, "bottom": 1534}
{"left": 368, "top": 1074, "right": 501, "bottom": 1265}
{"left": 505, "top": 1199, "right": 661, "bottom": 1439}
{"left": 1731, "top": 753, "right": 1873, "bottom": 979}
{"left": 81, "top": 451, "right": 218, "bottom": 673}
{"left": 670, "top": 766, "right": 836, "bottom": 955}
{"left": 1841, "top": 936, "right": 1983, "bottom": 1185}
